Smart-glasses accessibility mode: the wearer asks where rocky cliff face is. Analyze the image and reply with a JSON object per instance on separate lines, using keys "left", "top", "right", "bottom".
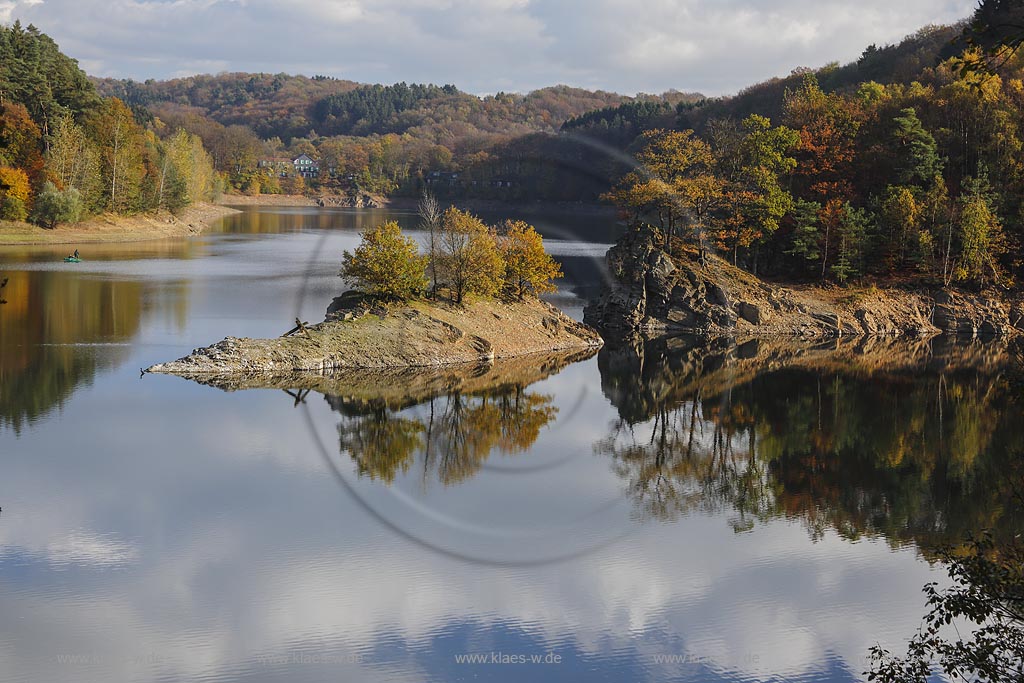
{"left": 584, "top": 224, "right": 1020, "bottom": 339}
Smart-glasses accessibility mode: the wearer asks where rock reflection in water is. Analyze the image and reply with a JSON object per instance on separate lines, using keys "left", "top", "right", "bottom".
{"left": 597, "top": 335, "right": 1024, "bottom": 550}
{"left": 170, "top": 349, "right": 595, "bottom": 486}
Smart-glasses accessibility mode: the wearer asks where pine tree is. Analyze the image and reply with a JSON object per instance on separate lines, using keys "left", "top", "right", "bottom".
{"left": 892, "top": 108, "right": 942, "bottom": 186}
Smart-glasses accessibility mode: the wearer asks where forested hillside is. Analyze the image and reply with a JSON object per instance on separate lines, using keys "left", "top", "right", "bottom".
{"left": 10, "top": 0, "right": 1024, "bottom": 292}
{"left": 94, "top": 72, "right": 362, "bottom": 140}
{"left": 93, "top": 71, "right": 688, "bottom": 197}
{"left": 0, "top": 22, "right": 219, "bottom": 228}
{"left": 592, "top": 1, "right": 1024, "bottom": 289}
{"left": 94, "top": 73, "right": 638, "bottom": 143}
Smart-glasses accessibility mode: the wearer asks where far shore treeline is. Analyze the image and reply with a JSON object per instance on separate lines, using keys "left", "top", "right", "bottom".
{"left": 6, "top": 2, "right": 1024, "bottom": 291}
{"left": 75, "top": 1, "right": 1024, "bottom": 289}
{"left": 0, "top": 21, "right": 221, "bottom": 228}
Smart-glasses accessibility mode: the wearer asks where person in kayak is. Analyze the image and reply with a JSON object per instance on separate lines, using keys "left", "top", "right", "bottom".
{"left": 73, "top": 249, "right": 79, "bottom": 259}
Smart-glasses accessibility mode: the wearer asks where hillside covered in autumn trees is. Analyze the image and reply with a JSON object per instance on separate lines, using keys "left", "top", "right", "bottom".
{"left": 7, "top": 1, "right": 1024, "bottom": 290}
{"left": 591, "top": 2, "right": 1024, "bottom": 288}
{"left": 0, "top": 22, "right": 220, "bottom": 228}
{"left": 93, "top": 71, "right": 694, "bottom": 198}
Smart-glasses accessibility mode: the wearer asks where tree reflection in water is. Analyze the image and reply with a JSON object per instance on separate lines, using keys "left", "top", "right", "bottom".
{"left": 314, "top": 353, "right": 589, "bottom": 487}
{"left": 334, "top": 385, "right": 558, "bottom": 486}
{"left": 597, "top": 335, "right": 1024, "bottom": 550}
{"left": 0, "top": 270, "right": 186, "bottom": 433}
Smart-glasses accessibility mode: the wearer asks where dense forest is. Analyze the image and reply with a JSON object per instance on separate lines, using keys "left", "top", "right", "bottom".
{"left": 593, "top": 2, "right": 1024, "bottom": 288}
{"left": 76, "top": 1, "right": 1024, "bottom": 293}
{"left": 0, "top": 22, "right": 219, "bottom": 227}
{"left": 7, "top": 1, "right": 1024, "bottom": 289}
{"left": 93, "top": 71, "right": 676, "bottom": 197}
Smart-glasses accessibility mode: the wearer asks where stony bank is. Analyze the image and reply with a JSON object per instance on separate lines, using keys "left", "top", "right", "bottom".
{"left": 584, "top": 224, "right": 1023, "bottom": 339}
{"left": 147, "top": 294, "right": 602, "bottom": 376}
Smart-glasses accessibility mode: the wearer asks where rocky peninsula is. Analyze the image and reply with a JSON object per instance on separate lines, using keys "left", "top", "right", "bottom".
{"left": 585, "top": 224, "right": 1023, "bottom": 339}
{"left": 147, "top": 294, "right": 602, "bottom": 377}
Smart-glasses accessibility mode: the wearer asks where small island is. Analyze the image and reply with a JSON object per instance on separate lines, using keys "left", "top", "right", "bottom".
{"left": 147, "top": 199, "right": 602, "bottom": 377}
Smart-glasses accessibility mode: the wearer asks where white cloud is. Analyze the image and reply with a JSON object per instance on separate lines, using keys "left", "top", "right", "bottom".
{"left": 3, "top": 0, "right": 977, "bottom": 95}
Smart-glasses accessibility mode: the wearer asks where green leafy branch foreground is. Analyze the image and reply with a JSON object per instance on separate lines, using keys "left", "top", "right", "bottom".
{"left": 340, "top": 194, "right": 562, "bottom": 303}
{"left": 868, "top": 532, "right": 1024, "bottom": 683}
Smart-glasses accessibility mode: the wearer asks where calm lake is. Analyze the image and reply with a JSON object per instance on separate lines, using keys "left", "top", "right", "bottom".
{"left": 1, "top": 206, "right": 1021, "bottom": 683}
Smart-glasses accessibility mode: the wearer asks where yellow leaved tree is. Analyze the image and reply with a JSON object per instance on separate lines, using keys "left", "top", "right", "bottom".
{"left": 438, "top": 208, "right": 504, "bottom": 303}
{"left": 0, "top": 166, "right": 31, "bottom": 221}
{"left": 498, "top": 220, "right": 563, "bottom": 298}
{"left": 340, "top": 221, "right": 428, "bottom": 300}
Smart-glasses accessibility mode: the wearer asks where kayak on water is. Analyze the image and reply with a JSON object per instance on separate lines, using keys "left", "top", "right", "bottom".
{"left": 63, "top": 256, "right": 81, "bottom": 263}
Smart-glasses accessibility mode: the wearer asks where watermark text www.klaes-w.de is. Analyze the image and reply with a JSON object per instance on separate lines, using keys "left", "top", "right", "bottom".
{"left": 454, "top": 651, "right": 562, "bottom": 665}
{"left": 650, "top": 653, "right": 762, "bottom": 666}
{"left": 254, "top": 652, "right": 364, "bottom": 666}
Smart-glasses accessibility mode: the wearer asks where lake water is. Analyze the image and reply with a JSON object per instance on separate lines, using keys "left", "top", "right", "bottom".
{"left": 1, "top": 206, "right": 1021, "bottom": 682}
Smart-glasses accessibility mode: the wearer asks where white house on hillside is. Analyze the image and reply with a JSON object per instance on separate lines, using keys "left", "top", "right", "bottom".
{"left": 293, "top": 154, "right": 320, "bottom": 178}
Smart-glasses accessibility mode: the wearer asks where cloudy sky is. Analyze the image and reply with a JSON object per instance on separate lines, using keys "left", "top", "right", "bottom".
{"left": 2, "top": 0, "right": 977, "bottom": 95}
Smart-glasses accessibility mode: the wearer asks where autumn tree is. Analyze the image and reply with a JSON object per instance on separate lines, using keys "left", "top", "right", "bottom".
{"left": 954, "top": 174, "right": 1005, "bottom": 286}
{"left": 0, "top": 103, "right": 44, "bottom": 189}
{"left": 340, "top": 221, "right": 428, "bottom": 300}
{"left": 0, "top": 166, "right": 31, "bottom": 220}
{"left": 604, "top": 128, "right": 723, "bottom": 255}
{"left": 714, "top": 114, "right": 799, "bottom": 267}
{"left": 498, "top": 220, "right": 563, "bottom": 298}
{"left": 88, "top": 98, "right": 148, "bottom": 213}
{"left": 921, "top": 175, "right": 954, "bottom": 282}
{"left": 880, "top": 185, "right": 921, "bottom": 269}
{"left": 437, "top": 208, "right": 504, "bottom": 303}
{"left": 783, "top": 74, "right": 861, "bottom": 203}
{"left": 46, "top": 114, "right": 103, "bottom": 211}
{"left": 158, "top": 129, "right": 216, "bottom": 212}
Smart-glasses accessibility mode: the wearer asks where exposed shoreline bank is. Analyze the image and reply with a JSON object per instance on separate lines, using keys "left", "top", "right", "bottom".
{"left": 586, "top": 224, "right": 1024, "bottom": 340}
{"left": 0, "top": 203, "right": 240, "bottom": 246}
{"left": 218, "top": 192, "right": 617, "bottom": 216}
{"left": 147, "top": 295, "right": 603, "bottom": 376}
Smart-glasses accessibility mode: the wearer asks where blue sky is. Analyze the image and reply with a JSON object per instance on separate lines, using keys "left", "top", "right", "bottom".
{"left": 1, "top": 0, "right": 977, "bottom": 95}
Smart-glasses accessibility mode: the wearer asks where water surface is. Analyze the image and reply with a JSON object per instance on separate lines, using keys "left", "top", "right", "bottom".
{"left": 1, "top": 206, "right": 1020, "bottom": 682}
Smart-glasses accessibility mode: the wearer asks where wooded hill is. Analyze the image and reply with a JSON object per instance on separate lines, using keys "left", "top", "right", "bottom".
{"left": 0, "top": 21, "right": 219, "bottom": 227}
{"left": 8, "top": 0, "right": 1024, "bottom": 292}
{"left": 91, "top": 71, "right": 697, "bottom": 197}
{"left": 572, "top": 2, "right": 1024, "bottom": 288}
{"left": 93, "top": 73, "right": 659, "bottom": 143}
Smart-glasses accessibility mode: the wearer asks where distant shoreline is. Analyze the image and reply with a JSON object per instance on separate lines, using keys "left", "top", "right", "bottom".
{"left": 0, "top": 203, "right": 240, "bottom": 246}
{"left": 219, "top": 192, "right": 617, "bottom": 217}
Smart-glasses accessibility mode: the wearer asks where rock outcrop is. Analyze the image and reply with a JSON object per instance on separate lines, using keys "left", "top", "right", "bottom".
{"left": 584, "top": 224, "right": 1018, "bottom": 339}
{"left": 148, "top": 295, "right": 602, "bottom": 376}
{"left": 316, "top": 193, "right": 381, "bottom": 209}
